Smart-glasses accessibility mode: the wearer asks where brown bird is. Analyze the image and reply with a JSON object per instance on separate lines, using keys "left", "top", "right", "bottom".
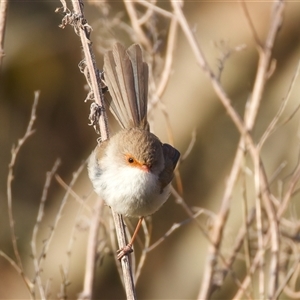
{"left": 88, "top": 43, "right": 180, "bottom": 259}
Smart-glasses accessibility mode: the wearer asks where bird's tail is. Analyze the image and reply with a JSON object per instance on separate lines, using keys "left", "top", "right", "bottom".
{"left": 103, "top": 43, "right": 149, "bottom": 130}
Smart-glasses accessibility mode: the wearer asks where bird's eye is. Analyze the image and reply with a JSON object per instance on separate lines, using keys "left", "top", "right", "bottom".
{"left": 128, "top": 157, "right": 134, "bottom": 163}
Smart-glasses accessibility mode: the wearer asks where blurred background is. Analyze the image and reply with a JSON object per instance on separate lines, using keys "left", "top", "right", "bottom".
{"left": 1, "top": 1, "right": 300, "bottom": 299}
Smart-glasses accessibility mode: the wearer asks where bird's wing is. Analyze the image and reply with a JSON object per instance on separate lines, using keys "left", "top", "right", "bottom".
{"left": 158, "top": 143, "right": 180, "bottom": 191}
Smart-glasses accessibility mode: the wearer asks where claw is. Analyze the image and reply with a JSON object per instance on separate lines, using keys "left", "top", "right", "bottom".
{"left": 117, "top": 244, "right": 133, "bottom": 260}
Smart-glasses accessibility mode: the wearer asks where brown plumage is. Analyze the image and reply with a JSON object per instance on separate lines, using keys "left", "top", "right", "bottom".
{"left": 88, "top": 43, "right": 180, "bottom": 259}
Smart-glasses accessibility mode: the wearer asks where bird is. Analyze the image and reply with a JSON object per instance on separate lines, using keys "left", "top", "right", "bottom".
{"left": 88, "top": 43, "right": 180, "bottom": 259}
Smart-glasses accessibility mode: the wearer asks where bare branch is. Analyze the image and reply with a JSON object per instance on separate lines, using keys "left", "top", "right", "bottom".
{"left": 240, "top": 0, "right": 262, "bottom": 47}
{"left": 259, "top": 60, "right": 300, "bottom": 149}
{"left": 124, "top": 2, "right": 152, "bottom": 51}
{"left": 156, "top": 15, "right": 178, "bottom": 98}
{"left": 170, "top": 0, "right": 284, "bottom": 298}
{"left": 0, "top": 0, "right": 8, "bottom": 68}
{"left": 79, "top": 197, "right": 105, "bottom": 300}
{"left": 137, "top": 0, "right": 174, "bottom": 19}
{"left": 6, "top": 91, "right": 39, "bottom": 296}
{"left": 56, "top": 1, "right": 137, "bottom": 298}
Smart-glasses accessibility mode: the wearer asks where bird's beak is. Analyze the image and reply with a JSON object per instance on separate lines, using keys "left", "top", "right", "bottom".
{"left": 140, "top": 164, "right": 150, "bottom": 172}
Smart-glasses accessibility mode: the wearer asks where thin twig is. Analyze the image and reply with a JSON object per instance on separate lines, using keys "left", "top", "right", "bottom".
{"left": 276, "top": 253, "right": 300, "bottom": 298}
{"left": 57, "top": 161, "right": 87, "bottom": 300}
{"left": 156, "top": 15, "right": 178, "bottom": 98}
{"left": 79, "top": 197, "right": 105, "bottom": 300}
{"left": 134, "top": 219, "right": 151, "bottom": 283}
{"left": 31, "top": 159, "right": 61, "bottom": 300}
{"left": 277, "top": 161, "right": 300, "bottom": 219}
{"left": 170, "top": 0, "right": 284, "bottom": 297}
{"left": 180, "top": 130, "right": 196, "bottom": 162}
{"left": 258, "top": 60, "right": 300, "bottom": 150}
{"left": 240, "top": 0, "right": 262, "bottom": 47}
{"left": 171, "top": 0, "right": 247, "bottom": 139}
{"left": 137, "top": 0, "right": 174, "bottom": 19}
{"left": 112, "top": 213, "right": 137, "bottom": 299}
{"left": 254, "top": 159, "right": 265, "bottom": 299}
{"left": 145, "top": 209, "right": 204, "bottom": 253}
{"left": 55, "top": 174, "right": 92, "bottom": 214}
{"left": 242, "top": 165, "right": 252, "bottom": 266}
{"left": 6, "top": 91, "right": 39, "bottom": 296}
{"left": 0, "top": 0, "right": 8, "bottom": 69}
{"left": 124, "top": 1, "right": 152, "bottom": 51}
{"left": 0, "top": 251, "right": 33, "bottom": 296}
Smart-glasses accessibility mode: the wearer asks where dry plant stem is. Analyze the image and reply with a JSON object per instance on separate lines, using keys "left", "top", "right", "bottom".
{"left": 62, "top": 1, "right": 136, "bottom": 299}
{"left": 243, "top": 3, "right": 284, "bottom": 299}
{"left": 258, "top": 61, "right": 300, "bottom": 150}
{"left": 55, "top": 163, "right": 86, "bottom": 299}
{"left": 34, "top": 160, "right": 77, "bottom": 262}
{"left": 137, "top": 0, "right": 174, "bottom": 19}
{"left": 235, "top": 160, "right": 300, "bottom": 299}
{"left": 240, "top": 0, "right": 262, "bottom": 47}
{"left": 276, "top": 254, "right": 300, "bottom": 299}
{"left": 69, "top": 0, "right": 108, "bottom": 139}
{"left": 6, "top": 92, "right": 39, "bottom": 295}
{"left": 79, "top": 197, "right": 105, "bottom": 300}
{"left": 225, "top": 209, "right": 255, "bottom": 274}
{"left": 254, "top": 166, "right": 264, "bottom": 298}
{"left": 112, "top": 213, "right": 137, "bottom": 300}
{"left": 171, "top": 0, "right": 246, "bottom": 138}
{"left": 56, "top": 174, "right": 92, "bottom": 213}
{"left": 32, "top": 158, "right": 87, "bottom": 299}
{"left": 135, "top": 220, "right": 151, "bottom": 283}
{"left": 244, "top": 1, "right": 285, "bottom": 130}
{"left": 0, "top": 0, "right": 8, "bottom": 68}
{"left": 137, "top": 3, "right": 154, "bottom": 25}
{"left": 156, "top": 15, "right": 178, "bottom": 97}
{"left": 0, "top": 251, "right": 33, "bottom": 298}
{"left": 145, "top": 208, "right": 204, "bottom": 252}
{"left": 241, "top": 169, "right": 252, "bottom": 280}
{"left": 277, "top": 162, "right": 300, "bottom": 219}
{"left": 31, "top": 159, "right": 61, "bottom": 300}
{"left": 170, "top": 0, "right": 284, "bottom": 298}
{"left": 233, "top": 238, "right": 270, "bottom": 300}
{"left": 124, "top": 1, "right": 152, "bottom": 51}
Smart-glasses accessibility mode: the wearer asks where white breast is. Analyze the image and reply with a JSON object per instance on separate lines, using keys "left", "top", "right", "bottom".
{"left": 88, "top": 151, "right": 170, "bottom": 217}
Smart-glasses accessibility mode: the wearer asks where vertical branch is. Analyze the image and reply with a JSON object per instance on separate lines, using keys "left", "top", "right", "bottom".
{"left": 254, "top": 158, "right": 265, "bottom": 299}
{"left": 0, "top": 0, "right": 8, "bottom": 69}
{"left": 69, "top": 0, "right": 108, "bottom": 140}
{"left": 112, "top": 213, "right": 137, "bottom": 299}
{"left": 156, "top": 15, "right": 178, "bottom": 98}
{"left": 6, "top": 92, "right": 39, "bottom": 295}
{"left": 171, "top": 0, "right": 284, "bottom": 298}
{"left": 31, "top": 159, "right": 61, "bottom": 300}
{"left": 57, "top": 1, "right": 137, "bottom": 299}
{"left": 124, "top": 1, "right": 152, "bottom": 51}
{"left": 170, "top": 0, "right": 247, "bottom": 139}
{"left": 79, "top": 197, "right": 105, "bottom": 300}
{"left": 244, "top": 0, "right": 284, "bottom": 130}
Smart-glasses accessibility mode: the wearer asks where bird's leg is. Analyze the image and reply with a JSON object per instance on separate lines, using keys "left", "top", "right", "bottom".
{"left": 117, "top": 217, "right": 144, "bottom": 260}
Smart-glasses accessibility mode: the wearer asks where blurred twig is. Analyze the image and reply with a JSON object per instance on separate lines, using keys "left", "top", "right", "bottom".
{"left": 171, "top": 0, "right": 284, "bottom": 298}
{"left": 258, "top": 60, "right": 300, "bottom": 149}
{"left": 6, "top": 91, "right": 39, "bottom": 296}
{"left": 31, "top": 159, "right": 61, "bottom": 300}
{"left": 240, "top": 0, "right": 262, "bottom": 47}
{"left": 124, "top": 1, "right": 152, "bottom": 51}
{"left": 0, "top": 0, "right": 8, "bottom": 69}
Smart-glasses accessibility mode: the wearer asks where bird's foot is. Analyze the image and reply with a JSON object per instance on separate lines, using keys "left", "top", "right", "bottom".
{"left": 117, "top": 244, "right": 133, "bottom": 260}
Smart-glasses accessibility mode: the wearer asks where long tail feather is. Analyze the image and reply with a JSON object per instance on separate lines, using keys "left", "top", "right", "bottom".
{"left": 103, "top": 43, "right": 149, "bottom": 129}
